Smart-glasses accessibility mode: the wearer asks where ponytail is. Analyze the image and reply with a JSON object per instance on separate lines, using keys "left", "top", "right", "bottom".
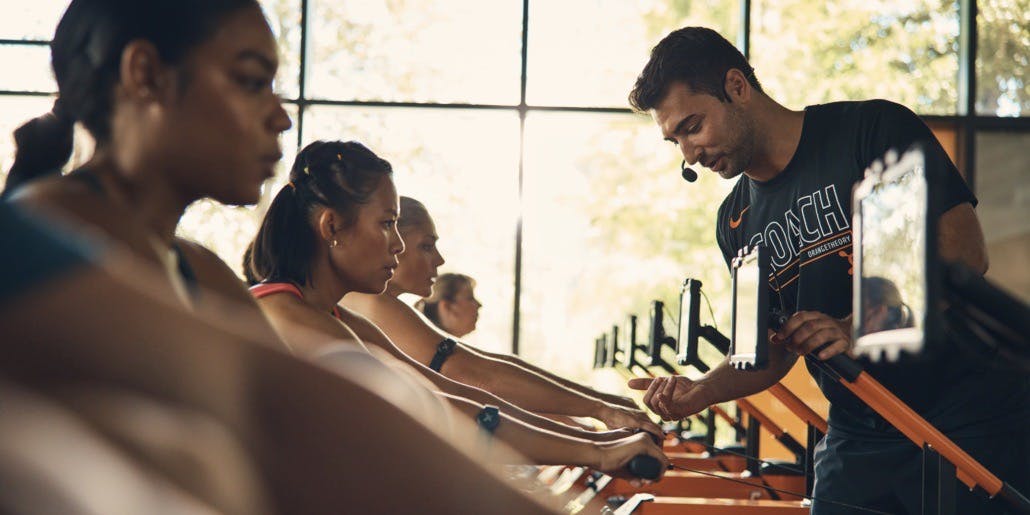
{"left": 248, "top": 184, "right": 318, "bottom": 285}
{"left": 1, "top": 98, "right": 75, "bottom": 199}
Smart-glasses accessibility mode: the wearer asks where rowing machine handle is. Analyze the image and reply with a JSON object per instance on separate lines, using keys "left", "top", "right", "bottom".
{"left": 626, "top": 455, "right": 662, "bottom": 480}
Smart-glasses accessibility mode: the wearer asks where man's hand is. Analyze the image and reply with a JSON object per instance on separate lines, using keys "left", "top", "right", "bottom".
{"left": 774, "top": 311, "right": 852, "bottom": 360}
{"left": 596, "top": 403, "right": 664, "bottom": 443}
{"left": 627, "top": 376, "right": 711, "bottom": 421}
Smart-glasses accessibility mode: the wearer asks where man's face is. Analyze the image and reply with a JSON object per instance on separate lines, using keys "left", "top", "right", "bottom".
{"left": 652, "top": 81, "right": 754, "bottom": 180}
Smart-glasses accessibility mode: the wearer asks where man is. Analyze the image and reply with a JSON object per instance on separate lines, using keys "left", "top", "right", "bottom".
{"left": 626, "top": 26, "right": 1028, "bottom": 514}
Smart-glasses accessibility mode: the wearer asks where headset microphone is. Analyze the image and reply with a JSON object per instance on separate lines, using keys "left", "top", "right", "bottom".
{"left": 680, "top": 160, "right": 698, "bottom": 183}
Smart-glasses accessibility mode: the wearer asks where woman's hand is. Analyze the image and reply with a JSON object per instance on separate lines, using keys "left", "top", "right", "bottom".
{"left": 596, "top": 403, "right": 664, "bottom": 443}
{"left": 593, "top": 432, "right": 670, "bottom": 480}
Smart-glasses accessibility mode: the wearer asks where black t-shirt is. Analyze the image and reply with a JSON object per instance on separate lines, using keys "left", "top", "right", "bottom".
{"left": 716, "top": 99, "right": 1029, "bottom": 440}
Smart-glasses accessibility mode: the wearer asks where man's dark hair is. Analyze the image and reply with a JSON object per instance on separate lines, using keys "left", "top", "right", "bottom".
{"left": 629, "top": 26, "right": 762, "bottom": 112}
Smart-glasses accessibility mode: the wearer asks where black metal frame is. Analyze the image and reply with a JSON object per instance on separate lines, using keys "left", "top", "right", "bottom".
{"left": 1, "top": 0, "right": 1025, "bottom": 354}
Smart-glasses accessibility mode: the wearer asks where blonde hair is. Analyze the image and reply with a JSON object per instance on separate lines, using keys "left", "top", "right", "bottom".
{"left": 414, "top": 273, "right": 476, "bottom": 329}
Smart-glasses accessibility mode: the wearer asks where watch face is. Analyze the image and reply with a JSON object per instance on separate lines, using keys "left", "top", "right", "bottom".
{"left": 477, "top": 407, "right": 500, "bottom": 431}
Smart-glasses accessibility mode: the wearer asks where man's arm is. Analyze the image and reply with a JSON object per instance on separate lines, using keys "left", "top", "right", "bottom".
{"left": 938, "top": 202, "right": 988, "bottom": 274}
{"left": 628, "top": 344, "right": 798, "bottom": 420}
{"left": 779, "top": 202, "right": 989, "bottom": 360}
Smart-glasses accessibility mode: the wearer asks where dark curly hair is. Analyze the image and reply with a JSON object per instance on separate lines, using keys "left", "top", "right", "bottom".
{"left": 629, "top": 26, "right": 762, "bottom": 112}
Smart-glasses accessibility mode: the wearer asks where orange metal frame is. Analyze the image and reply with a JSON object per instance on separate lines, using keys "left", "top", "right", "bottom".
{"left": 838, "top": 369, "right": 1001, "bottom": 494}
{"left": 767, "top": 383, "right": 828, "bottom": 434}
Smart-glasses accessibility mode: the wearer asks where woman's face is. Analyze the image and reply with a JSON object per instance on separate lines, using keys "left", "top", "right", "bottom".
{"left": 152, "top": 5, "right": 292, "bottom": 206}
{"left": 861, "top": 300, "right": 889, "bottom": 334}
{"left": 440, "top": 282, "right": 481, "bottom": 338}
{"left": 393, "top": 219, "right": 445, "bottom": 297}
{"left": 328, "top": 177, "right": 404, "bottom": 294}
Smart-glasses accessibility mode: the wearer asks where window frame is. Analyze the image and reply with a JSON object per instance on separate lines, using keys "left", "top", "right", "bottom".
{"left": 1, "top": 0, "right": 1025, "bottom": 354}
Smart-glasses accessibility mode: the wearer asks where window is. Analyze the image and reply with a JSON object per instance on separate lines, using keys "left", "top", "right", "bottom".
{"left": 0, "top": 1, "right": 1024, "bottom": 368}
{"left": 976, "top": 131, "right": 1030, "bottom": 301}
{"left": 0, "top": 44, "right": 56, "bottom": 93}
{"left": 977, "top": 0, "right": 1029, "bottom": 116}
{"left": 306, "top": 0, "right": 522, "bottom": 104}
{"left": 521, "top": 111, "right": 734, "bottom": 373}
{"left": 0, "top": 1, "right": 68, "bottom": 41}
{"left": 302, "top": 105, "right": 520, "bottom": 353}
{"left": 527, "top": 0, "right": 739, "bottom": 108}
{"left": 752, "top": 0, "right": 960, "bottom": 114}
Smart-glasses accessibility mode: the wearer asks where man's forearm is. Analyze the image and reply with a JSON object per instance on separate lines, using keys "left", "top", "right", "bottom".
{"left": 697, "top": 350, "right": 796, "bottom": 405}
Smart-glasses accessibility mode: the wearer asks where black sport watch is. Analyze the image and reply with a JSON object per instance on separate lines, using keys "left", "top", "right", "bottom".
{"left": 429, "top": 338, "right": 457, "bottom": 372}
{"left": 476, "top": 405, "right": 501, "bottom": 433}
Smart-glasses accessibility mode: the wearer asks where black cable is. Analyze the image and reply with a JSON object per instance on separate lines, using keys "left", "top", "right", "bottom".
{"left": 667, "top": 464, "right": 897, "bottom": 515}
{"left": 688, "top": 440, "right": 788, "bottom": 470}
{"left": 699, "top": 288, "right": 719, "bottom": 330}
{"left": 662, "top": 305, "right": 678, "bottom": 330}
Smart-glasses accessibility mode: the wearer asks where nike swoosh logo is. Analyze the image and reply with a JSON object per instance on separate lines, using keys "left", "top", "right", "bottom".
{"left": 729, "top": 206, "right": 749, "bottom": 229}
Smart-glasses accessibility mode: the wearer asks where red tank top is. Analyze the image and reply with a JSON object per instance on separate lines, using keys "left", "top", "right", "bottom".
{"left": 250, "top": 282, "right": 344, "bottom": 320}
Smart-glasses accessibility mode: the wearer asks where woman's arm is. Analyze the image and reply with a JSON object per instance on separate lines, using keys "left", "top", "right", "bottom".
{"left": 176, "top": 239, "right": 291, "bottom": 351}
{"left": 473, "top": 346, "right": 640, "bottom": 410}
{"left": 0, "top": 247, "right": 559, "bottom": 514}
{"left": 439, "top": 393, "right": 668, "bottom": 479}
{"left": 342, "top": 309, "right": 633, "bottom": 442}
{"left": 342, "top": 293, "right": 663, "bottom": 439}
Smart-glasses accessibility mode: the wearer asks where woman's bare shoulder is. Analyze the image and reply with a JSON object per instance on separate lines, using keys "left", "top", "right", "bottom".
{"left": 334, "top": 305, "right": 392, "bottom": 342}
{"left": 257, "top": 293, "right": 364, "bottom": 356}
{"left": 172, "top": 237, "right": 254, "bottom": 303}
{"left": 13, "top": 177, "right": 161, "bottom": 260}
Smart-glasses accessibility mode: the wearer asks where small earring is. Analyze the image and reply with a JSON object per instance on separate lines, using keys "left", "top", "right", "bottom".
{"left": 330, "top": 238, "right": 338, "bottom": 248}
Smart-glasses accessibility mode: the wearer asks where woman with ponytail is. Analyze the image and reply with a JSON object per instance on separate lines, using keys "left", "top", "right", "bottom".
{"left": 342, "top": 197, "right": 664, "bottom": 438}
{"left": 414, "top": 272, "right": 481, "bottom": 338}
{"left": 247, "top": 140, "right": 668, "bottom": 478}
{"left": 1, "top": 98, "right": 74, "bottom": 198}
{"left": 5, "top": 0, "right": 292, "bottom": 315}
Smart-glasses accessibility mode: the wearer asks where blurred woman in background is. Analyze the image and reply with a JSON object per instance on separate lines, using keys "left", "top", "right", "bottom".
{"left": 415, "top": 272, "right": 481, "bottom": 338}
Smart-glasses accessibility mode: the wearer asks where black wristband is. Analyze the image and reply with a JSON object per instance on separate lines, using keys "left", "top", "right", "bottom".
{"left": 429, "top": 338, "right": 457, "bottom": 372}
